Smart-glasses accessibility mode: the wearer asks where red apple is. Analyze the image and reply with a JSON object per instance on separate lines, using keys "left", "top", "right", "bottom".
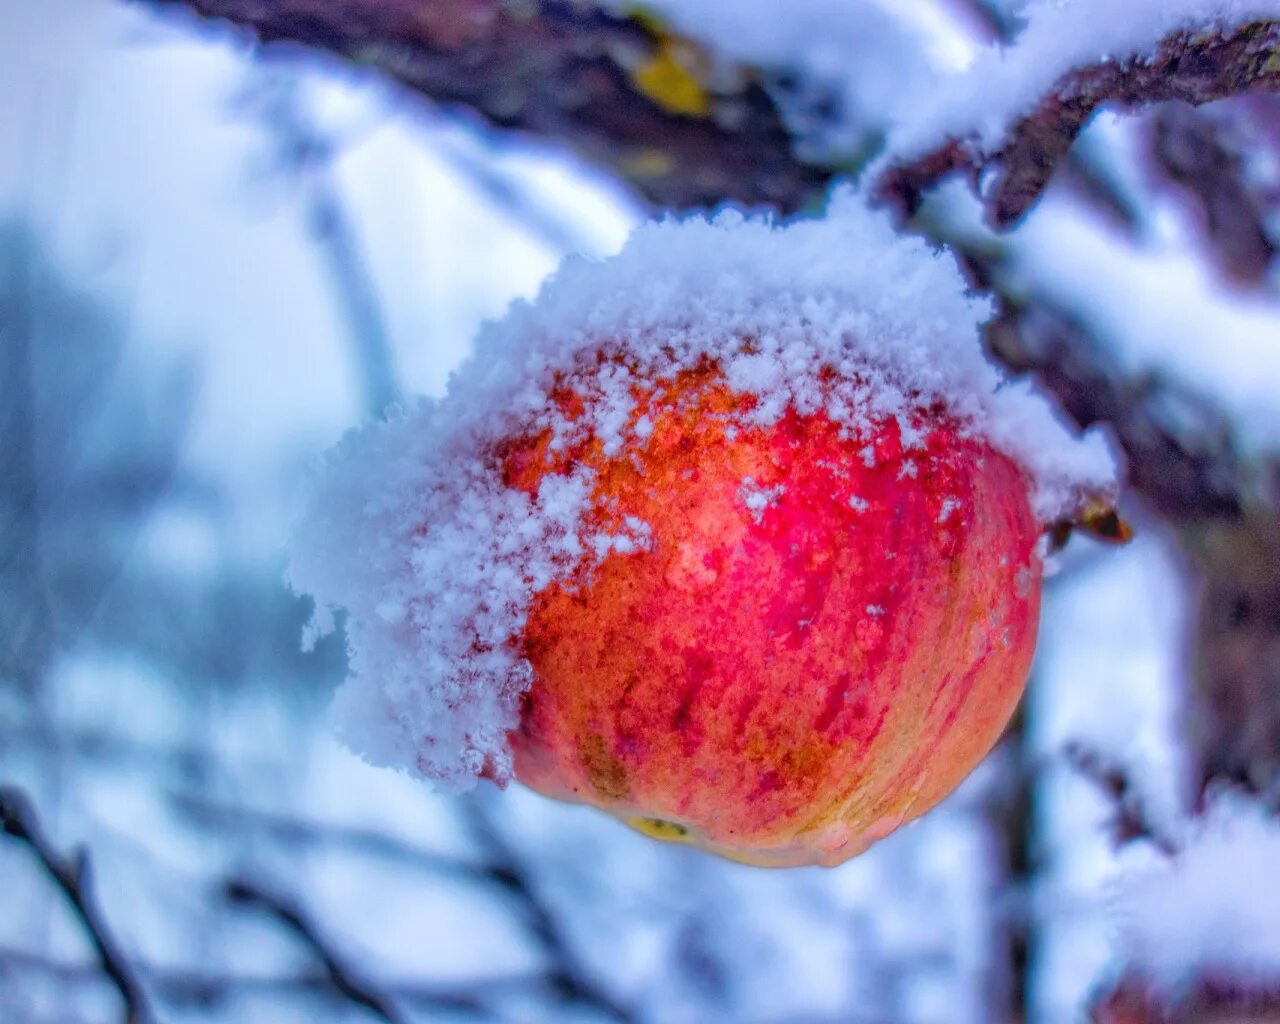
{"left": 499, "top": 356, "right": 1042, "bottom": 867}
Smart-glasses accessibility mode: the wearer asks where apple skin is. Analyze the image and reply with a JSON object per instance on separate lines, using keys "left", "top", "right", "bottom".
{"left": 501, "top": 360, "right": 1041, "bottom": 867}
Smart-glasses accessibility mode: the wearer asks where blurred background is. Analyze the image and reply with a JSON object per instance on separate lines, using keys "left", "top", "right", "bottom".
{"left": 3, "top": 1, "right": 1279, "bottom": 1022}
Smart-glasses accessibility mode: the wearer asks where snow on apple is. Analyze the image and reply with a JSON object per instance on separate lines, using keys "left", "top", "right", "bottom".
{"left": 288, "top": 188, "right": 1118, "bottom": 866}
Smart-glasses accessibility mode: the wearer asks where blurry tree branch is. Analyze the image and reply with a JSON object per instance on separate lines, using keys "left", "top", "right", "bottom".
{"left": 876, "top": 19, "right": 1280, "bottom": 228}
{"left": 144, "top": 0, "right": 827, "bottom": 211}
{"left": 0, "top": 239, "right": 56, "bottom": 693}
{"left": 173, "top": 791, "right": 635, "bottom": 1020}
{"left": 462, "top": 800, "right": 637, "bottom": 1023}
{"left": 171, "top": 789, "right": 496, "bottom": 882}
{"left": 940, "top": 0, "right": 1020, "bottom": 45}
{"left": 1062, "top": 741, "right": 1178, "bottom": 854}
{"left": 1091, "top": 975, "right": 1280, "bottom": 1023}
{"left": 1148, "top": 101, "right": 1277, "bottom": 287}
{"left": 0, "top": 942, "right": 530, "bottom": 1016}
{"left": 947, "top": 222, "right": 1280, "bottom": 805}
{"left": 240, "top": 72, "right": 401, "bottom": 417}
{"left": 224, "top": 877, "right": 415, "bottom": 1023}
{"left": 429, "top": 129, "right": 606, "bottom": 255}
{"left": 0, "top": 785, "right": 155, "bottom": 1024}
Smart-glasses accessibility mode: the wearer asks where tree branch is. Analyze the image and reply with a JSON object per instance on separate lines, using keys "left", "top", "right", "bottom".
{"left": 224, "top": 877, "right": 410, "bottom": 1024}
{"left": 461, "top": 800, "right": 636, "bottom": 1023}
{"left": 0, "top": 785, "right": 155, "bottom": 1024}
{"left": 1149, "top": 100, "right": 1277, "bottom": 286}
{"left": 878, "top": 20, "right": 1280, "bottom": 228}
{"left": 1092, "top": 975, "right": 1280, "bottom": 1023}
{"left": 1062, "top": 741, "right": 1179, "bottom": 854}
{"left": 141, "top": 0, "right": 827, "bottom": 211}
{"left": 170, "top": 789, "right": 500, "bottom": 883}
{"left": 0, "top": 942, "right": 518, "bottom": 1016}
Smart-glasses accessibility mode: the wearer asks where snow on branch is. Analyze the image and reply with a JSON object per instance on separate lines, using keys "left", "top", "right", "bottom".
{"left": 0, "top": 784, "right": 156, "bottom": 1024}
{"left": 1091, "top": 796, "right": 1280, "bottom": 1022}
{"left": 878, "top": 15, "right": 1280, "bottom": 227}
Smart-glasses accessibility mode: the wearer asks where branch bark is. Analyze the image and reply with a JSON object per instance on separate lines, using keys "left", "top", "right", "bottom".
{"left": 1092, "top": 976, "right": 1280, "bottom": 1023}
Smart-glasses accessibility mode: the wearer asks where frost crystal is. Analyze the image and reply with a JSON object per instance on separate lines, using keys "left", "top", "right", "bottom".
{"left": 287, "top": 190, "right": 1116, "bottom": 791}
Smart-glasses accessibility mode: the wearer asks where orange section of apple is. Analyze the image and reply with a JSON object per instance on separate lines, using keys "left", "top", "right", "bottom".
{"left": 502, "top": 359, "right": 1041, "bottom": 867}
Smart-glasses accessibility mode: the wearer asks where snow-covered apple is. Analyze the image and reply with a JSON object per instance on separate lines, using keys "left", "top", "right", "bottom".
{"left": 288, "top": 191, "right": 1117, "bottom": 866}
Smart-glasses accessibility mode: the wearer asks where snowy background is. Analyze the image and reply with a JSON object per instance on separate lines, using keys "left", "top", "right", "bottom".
{"left": 3, "top": 1, "right": 1279, "bottom": 1022}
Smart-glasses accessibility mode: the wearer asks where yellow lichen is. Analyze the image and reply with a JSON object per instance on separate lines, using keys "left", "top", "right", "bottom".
{"left": 632, "top": 42, "right": 711, "bottom": 117}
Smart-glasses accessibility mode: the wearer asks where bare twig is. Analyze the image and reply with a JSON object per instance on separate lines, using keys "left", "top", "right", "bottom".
{"left": 1062, "top": 742, "right": 1179, "bottom": 855}
{"left": 429, "top": 129, "right": 609, "bottom": 256}
{"left": 462, "top": 800, "right": 636, "bottom": 1023}
{"left": 170, "top": 790, "right": 490, "bottom": 883}
{"left": 181, "top": 793, "right": 632, "bottom": 1020}
{"left": 223, "top": 877, "right": 411, "bottom": 1024}
{"left": 0, "top": 785, "right": 155, "bottom": 1024}
{"left": 239, "top": 72, "right": 400, "bottom": 417}
{"left": 0, "top": 942, "right": 519, "bottom": 1016}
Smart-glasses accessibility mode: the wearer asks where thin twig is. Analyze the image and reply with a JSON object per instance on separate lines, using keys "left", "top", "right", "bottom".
{"left": 1149, "top": 101, "right": 1276, "bottom": 286}
{"left": 240, "top": 72, "right": 401, "bottom": 418}
{"left": 0, "top": 785, "right": 156, "bottom": 1024}
{"left": 171, "top": 789, "right": 490, "bottom": 882}
{"left": 223, "top": 877, "right": 410, "bottom": 1024}
{"left": 0, "top": 942, "right": 517, "bottom": 1016}
{"left": 1062, "top": 742, "right": 1179, "bottom": 855}
{"left": 461, "top": 799, "right": 636, "bottom": 1023}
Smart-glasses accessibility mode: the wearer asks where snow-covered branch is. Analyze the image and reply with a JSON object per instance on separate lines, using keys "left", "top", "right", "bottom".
{"left": 1090, "top": 796, "right": 1280, "bottom": 1022}
{"left": 878, "top": 17, "right": 1280, "bottom": 228}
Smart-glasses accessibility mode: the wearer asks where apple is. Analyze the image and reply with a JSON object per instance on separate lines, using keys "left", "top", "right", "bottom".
{"left": 499, "top": 356, "right": 1041, "bottom": 867}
